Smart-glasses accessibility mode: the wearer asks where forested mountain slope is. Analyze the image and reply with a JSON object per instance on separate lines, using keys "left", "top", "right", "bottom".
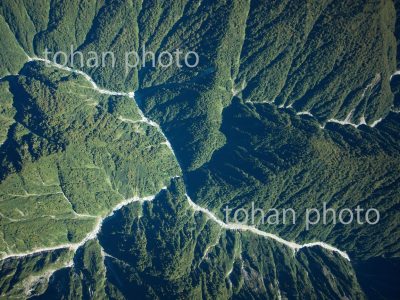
{"left": 0, "top": 0, "right": 399, "bottom": 299}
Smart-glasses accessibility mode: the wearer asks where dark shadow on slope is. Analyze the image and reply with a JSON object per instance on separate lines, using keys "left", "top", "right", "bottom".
{"left": 354, "top": 257, "right": 400, "bottom": 300}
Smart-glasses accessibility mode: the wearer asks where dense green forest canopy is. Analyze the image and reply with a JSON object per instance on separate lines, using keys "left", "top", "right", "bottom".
{"left": 0, "top": 0, "right": 399, "bottom": 299}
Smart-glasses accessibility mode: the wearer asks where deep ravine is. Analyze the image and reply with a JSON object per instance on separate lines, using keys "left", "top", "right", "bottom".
{"left": 0, "top": 56, "right": 352, "bottom": 263}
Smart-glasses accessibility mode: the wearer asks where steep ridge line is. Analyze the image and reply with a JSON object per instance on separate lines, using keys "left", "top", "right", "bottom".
{"left": 244, "top": 70, "right": 400, "bottom": 128}
{"left": 28, "top": 57, "right": 177, "bottom": 155}
{"left": 11, "top": 57, "right": 351, "bottom": 262}
{"left": 4, "top": 55, "right": 395, "bottom": 129}
{"left": 297, "top": 70, "right": 400, "bottom": 128}
{"left": 0, "top": 190, "right": 164, "bottom": 261}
